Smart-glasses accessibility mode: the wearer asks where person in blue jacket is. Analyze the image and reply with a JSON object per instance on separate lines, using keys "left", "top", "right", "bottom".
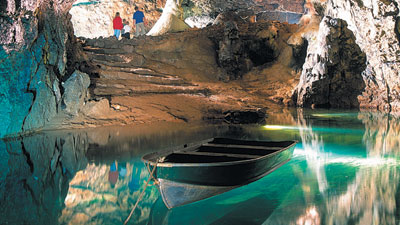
{"left": 133, "top": 6, "right": 147, "bottom": 37}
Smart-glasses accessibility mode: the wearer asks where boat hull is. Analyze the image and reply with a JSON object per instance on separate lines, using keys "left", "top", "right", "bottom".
{"left": 148, "top": 144, "right": 295, "bottom": 186}
{"left": 142, "top": 138, "right": 297, "bottom": 208}
{"left": 157, "top": 156, "right": 292, "bottom": 208}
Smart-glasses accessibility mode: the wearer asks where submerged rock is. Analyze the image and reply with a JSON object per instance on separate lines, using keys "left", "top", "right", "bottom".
{"left": 223, "top": 108, "right": 267, "bottom": 124}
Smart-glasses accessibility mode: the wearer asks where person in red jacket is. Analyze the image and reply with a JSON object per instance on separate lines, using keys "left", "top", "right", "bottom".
{"left": 113, "top": 12, "right": 123, "bottom": 39}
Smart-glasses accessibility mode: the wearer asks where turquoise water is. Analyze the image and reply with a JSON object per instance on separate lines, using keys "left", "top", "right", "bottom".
{"left": 1, "top": 109, "right": 400, "bottom": 224}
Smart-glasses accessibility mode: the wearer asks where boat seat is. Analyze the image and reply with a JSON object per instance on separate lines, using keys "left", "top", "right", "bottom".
{"left": 176, "top": 151, "right": 259, "bottom": 159}
{"left": 202, "top": 143, "right": 282, "bottom": 150}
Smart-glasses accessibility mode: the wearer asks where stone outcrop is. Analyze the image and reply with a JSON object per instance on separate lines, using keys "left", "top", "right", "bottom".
{"left": 0, "top": 0, "right": 302, "bottom": 139}
{"left": 291, "top": 16, "right": 366, "bottom": 108}
{"left": 0, "top": 0, "right": 77, "bottom": 138}
{"left": 254, "top": 0, "right": 305, "bottom": 13}
{"left": 324, "top": 0, "right": 400, "bottom": 111}
{"left": 217, "top": 21, "right": 245, "bottom": 80}
{"left": 293, "top": 0, "right": 400, "bottom": 111}
{"left": 9, "top": 0, "right": 400, "bottom": 138}
{"left": 62, "top": 70, "right": 90, "bottom": 116}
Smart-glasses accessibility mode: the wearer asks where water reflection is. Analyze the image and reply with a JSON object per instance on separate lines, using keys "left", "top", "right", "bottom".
{"left": 1, "top": 111, "right": 400, "bottom": 224}
{"left": 270, "top": 110, "right": 400, "bottom": 225}
{"left": 0, "top": 132, "right": 88, "bottom": 225}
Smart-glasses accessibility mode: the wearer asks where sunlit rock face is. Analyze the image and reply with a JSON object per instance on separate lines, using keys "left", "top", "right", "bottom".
{"left": 66, "top": 0, "right": 305, "bottom": 37}
{"left": 0, "top": 0, "right": 76, "bottom": 138}
{"left": 185, "top": 15, "right": 214, "bottom": 28}
{"left": 69, "top": 0, "right": 163, "bottom": 38}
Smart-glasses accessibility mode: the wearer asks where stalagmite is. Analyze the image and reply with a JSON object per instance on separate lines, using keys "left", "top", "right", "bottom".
{"left": 147, "top": 0, "right": 190, "bottom": 36}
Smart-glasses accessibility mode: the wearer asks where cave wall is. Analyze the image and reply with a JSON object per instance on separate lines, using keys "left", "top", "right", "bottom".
{"left": 294, "top": 0, "right": 400, "bottom": 111}
{"left": 323, "top": 0, "right": 400, "bottom": 111}
{"left": 292, "top": 16, "right": 366, "bottom": 108}
{"left": 2, "top": 0, "right": 400, "bottom": 138}
{"left": 0, "top": 0, "right": 75, "bottom": 138}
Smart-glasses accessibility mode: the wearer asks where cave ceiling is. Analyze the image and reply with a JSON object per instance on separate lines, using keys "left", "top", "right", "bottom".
{"left": 1, "top": 0, "right": 304, "bottom": 16}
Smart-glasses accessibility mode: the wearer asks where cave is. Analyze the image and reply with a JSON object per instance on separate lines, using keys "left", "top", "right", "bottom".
{"left": 2, "top": 0, "right": 400, "bottom": 223}
{"left": 245, "top": 39, "right": 276, "bottom": 66}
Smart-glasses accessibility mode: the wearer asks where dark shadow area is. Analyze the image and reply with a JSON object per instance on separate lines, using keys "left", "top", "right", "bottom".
{"left": 244, "top": 39, "right": 275, "bottom": 66}
{"left": 292, "top": 38, "right": 308, "bottom": 70}
{"left": 15, "top": 0, "right": 21, "bottom": 11}
{"left": 0, "top": 1, "right": 7, "bottom": 13}
{"left": 395, "top": 17, "right": 400, "bottom": 43}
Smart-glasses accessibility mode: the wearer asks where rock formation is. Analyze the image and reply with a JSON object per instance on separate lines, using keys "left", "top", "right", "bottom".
{"left": 3, "top": 0, "right": 400, "bottom": 139}
{"left": 1, "top": 0, "right": 305, "bottom": 138}
{"left": 0, "top": 0, "right": 77, "bottom": 138}
{"left": 69, "top": 21, "right": 296, "bottom": 128}
{"left": 291, "top": 16, "right": 366, "bottom": 108}
{"left": 292, "top": 0, "right": 400, "bottom": 111}
{"left": 147, "top": 0, "right": 191, "bottom": 36}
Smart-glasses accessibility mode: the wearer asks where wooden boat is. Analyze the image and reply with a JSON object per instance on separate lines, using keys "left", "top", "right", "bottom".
{"left": 142, "top": 138, "right": 297, "bottom": 208}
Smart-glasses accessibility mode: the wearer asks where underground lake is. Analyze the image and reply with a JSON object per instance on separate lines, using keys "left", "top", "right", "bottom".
{"left": 1, "top": 108, "right": 399, "bottom": 224}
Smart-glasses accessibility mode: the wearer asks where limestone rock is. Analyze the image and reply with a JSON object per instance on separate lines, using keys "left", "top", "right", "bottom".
{"left": 185, "top": 16, "right": 214, "bottom": 28}
{"left": 62, "top": 70, "right": 91, "bottom": 116}
{"left": 218, "top": 21, "right": 244, "bottom": 80}
{"left": 292, "top": 16, "right": 366, "bottom": 108}
{"left": 147, "top": 0, "right": 190, "bottom": 36}
{"left": 307, "top": 0, "right": 400, "bottom": 111}
{"left": 0, "top": 0, "right": 75, "bottom": 138}
{"left": 223, "top": 108, "right": 267, "bottom": 124}
{"left": 81, "top": 98, "right": 113, "bottom": 118}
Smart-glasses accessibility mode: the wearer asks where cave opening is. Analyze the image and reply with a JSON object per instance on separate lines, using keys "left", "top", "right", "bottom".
{"left": 244, "top": 39, "right": 276, "bottom": 67}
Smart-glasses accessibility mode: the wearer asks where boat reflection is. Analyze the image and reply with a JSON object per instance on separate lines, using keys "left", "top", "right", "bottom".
{"left": 147, "top": 186, "right": 279, "bottom": 225}
{"left": 2, "top": 110, "right": 400, "bottom": 224}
